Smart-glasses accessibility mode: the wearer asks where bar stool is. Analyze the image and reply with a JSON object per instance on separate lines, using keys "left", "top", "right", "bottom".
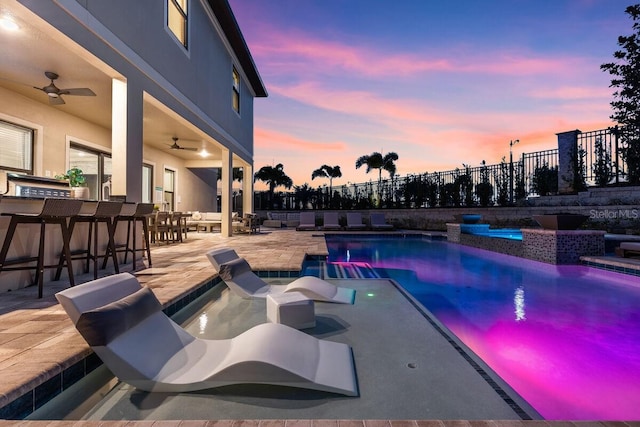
{"left": 0, "top": 198, "right": 83, "bottom": 298}
{"left": 55, "top": 200, "right": 123, "bottom": 280}
{"left": 106, "top": 202, "right": 154, "bottom": 271}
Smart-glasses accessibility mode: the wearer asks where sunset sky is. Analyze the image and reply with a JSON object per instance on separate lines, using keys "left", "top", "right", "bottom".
{"left": 228, "top": 0, "right": 632, "bottom": 190}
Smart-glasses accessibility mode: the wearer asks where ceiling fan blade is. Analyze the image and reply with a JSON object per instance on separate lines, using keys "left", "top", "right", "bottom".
{"left": 49, "top": 96, "right": 65, "bottom": 105}
{"left": 183, "top": 147, "right": 199, "bottom": 151}
{"left": 59, "top": 88, "right": 96, "bottom": 96}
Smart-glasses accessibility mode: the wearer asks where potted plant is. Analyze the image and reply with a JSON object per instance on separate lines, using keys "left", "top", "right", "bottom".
{"left": 56, "top": 167, "right": 89, "bottom": 199}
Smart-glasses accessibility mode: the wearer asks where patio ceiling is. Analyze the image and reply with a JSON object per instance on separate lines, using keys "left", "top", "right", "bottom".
{"left": 0, "top": 0, "right": 223, "bottom": 162}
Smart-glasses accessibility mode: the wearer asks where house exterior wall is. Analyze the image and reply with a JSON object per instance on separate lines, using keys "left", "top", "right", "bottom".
{"left": 7, "top": 0, "right": 262, "bottom": 211}
{"left": 70, "top": 0, "right": 255, "bottom": 157}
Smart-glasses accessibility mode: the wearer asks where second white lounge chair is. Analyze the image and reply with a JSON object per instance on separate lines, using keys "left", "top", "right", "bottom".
{"left": 55, "top": 273, "right": 358, "bottom": 396}
{"left": 346, "top": 212, "right": 367, "bottom": 230}
{"left": 207, "top": 248, "right": 355, "bottom": 304}
{"left": 322, "top": 212, "right": 342, "bottom": 230}
{"left": 296, "top": 212, "right": 316, "bottom": 231}
{"left": 370, "top": 213, "right": 394, "bottom": 230}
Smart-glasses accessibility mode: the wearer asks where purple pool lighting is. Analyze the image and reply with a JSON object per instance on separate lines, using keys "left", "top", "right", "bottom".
{"left": 326, "top": 236, "right": 640, "bottom": 420}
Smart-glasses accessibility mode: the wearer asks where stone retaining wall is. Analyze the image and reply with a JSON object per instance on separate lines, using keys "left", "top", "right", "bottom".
{"left": 259, "top": 204, "right": 639, "bottom": 232}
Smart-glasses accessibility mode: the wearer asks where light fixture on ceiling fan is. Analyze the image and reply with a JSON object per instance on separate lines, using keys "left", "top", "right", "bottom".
{"left": 33, "top": 71, "right": 96, "bottom": 105}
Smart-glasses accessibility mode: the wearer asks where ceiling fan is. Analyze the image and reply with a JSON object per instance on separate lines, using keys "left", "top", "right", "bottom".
{"left": 168, "top": 137, "right": 198, "bottom": 151}
{"left": 33, "top": 71, "right": 96, "bottom": 105}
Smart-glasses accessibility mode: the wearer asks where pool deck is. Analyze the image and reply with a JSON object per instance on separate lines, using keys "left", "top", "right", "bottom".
{"left": 0, "top": 227, "right": 637, "bottom": 425}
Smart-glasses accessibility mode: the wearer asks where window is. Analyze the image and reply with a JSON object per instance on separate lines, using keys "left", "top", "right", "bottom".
{"left": 0, "top": 120, "right": 33, "bottom": 174}
{"left": 164, "top": 168, "right": 176, "bottom": 211}
{"left": 69, "top": 144, "right": 154, "bottom": 202}
{"left": 168, "top": 0, "right": 188, "bottom": 48}
{"left": 142, "top": 163, "right": 153, "bottom": 203}
{"left": 232, "top": 66, "right": 240, "bottom": 114}
{"left": 69, "top": 144, "right": 106, "bottom": 200}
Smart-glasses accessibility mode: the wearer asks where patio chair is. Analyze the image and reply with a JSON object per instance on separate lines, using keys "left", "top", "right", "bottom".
{"left": 321, "top": 212, "right": 342, "bottom": 231}
{"left": 207, "top": 248, "right": 355, "bottom": 304}
{"left": 55, "top": 273, "right": 358, "bottom": 396}
{"left": 346, "top": 212, "right": 366, "bottom": 230}
{"left": 296, "top": 212, "right": 316, "bottom": 231}
{"left": 615, "top": 241, "right": 640, "bottom": 258}
{"left": 370, "top": 213, "right": 394, "bottom": 231}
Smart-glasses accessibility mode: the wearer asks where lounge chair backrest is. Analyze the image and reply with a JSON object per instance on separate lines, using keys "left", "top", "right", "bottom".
{"left": 75, "top": 286, "right": 162, "bottom": 347}
{"left": 299, "top": 212, "right": 315, "bottom": 225}
{"left": 206, "top": 248, "right": 240, "bottom": 270}
{"left": 370, "top": 213, "right": 385, "bottom": 224}
{"left": 324, "top": 212, "right": 339, "bottom": 225}
{"left": 218, "top": 258, "right": 269, "bottom": 295}
{"left": 55, "top": 273, "right": 143, "bottom": 324}
{"left": 347, "top": 212, "right": 362, "bottom": 224}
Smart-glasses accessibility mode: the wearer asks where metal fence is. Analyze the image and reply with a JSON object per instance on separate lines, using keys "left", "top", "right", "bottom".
{"left": 254, "top": 126, "right": 631, "bottom": 210}
{"left": 577, "top": 126, "right": 625, "bottom": 186}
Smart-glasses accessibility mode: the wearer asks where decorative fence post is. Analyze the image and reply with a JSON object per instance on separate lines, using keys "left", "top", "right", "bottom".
{"left": 557, "top": 129, "right": 581, "bottom": 194}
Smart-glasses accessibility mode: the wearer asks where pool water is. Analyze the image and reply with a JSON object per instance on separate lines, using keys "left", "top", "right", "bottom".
{"left": 325, "top": 235, "right": 640, "bottom": 420}
{"left": 468, "top": 228, "right": 523, "bottom": 241}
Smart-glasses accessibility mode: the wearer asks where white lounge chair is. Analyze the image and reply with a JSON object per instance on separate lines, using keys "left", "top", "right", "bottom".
{"left": 296, "top": 212, "right": 316, "bottom": 231}
{"left": 55, "top": 273, "right": 358, "bottom": 396}
{"left": 346, "top": 212, "right": 366, "bottom": 230}
{"left": 207, "top": 248, "right": 355, "bottom": 304}
{"left": 370, "top": 213, "right": 393, "bottom": 230}
{"left": 322, "top": 212, "right": 342, "bottom": 230}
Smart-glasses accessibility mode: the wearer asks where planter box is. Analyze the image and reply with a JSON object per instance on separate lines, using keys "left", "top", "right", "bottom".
{"left": 533, "top": 214, "right": 588, "bottom": 230}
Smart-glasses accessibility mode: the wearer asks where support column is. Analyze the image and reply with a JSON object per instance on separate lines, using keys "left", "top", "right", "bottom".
{"left": 220, "top": 149, "right": 232, "bottom": 237}
{"left": 557, "top": 129, "right": 581, "bottom": 195}
{"left": 111, "top": 78, "right": 143, "bottom": 202}
{"left": 243, "top": 163, "right": 253, "bottom": 214}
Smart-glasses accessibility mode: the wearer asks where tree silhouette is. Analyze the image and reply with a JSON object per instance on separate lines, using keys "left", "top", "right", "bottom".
{"left": 216, "top": 167, "right": 243, "bottom": 182}
{"left": 254, "top": 163, "right": 293, "bottom": 207}
{"left": 601, "top": 4, "right": 640, "bottom": 183}
{"left": 355, "top": 152, "right": 398, "bottom": 181}
{"left": 311, "top": 164, "right": 342, "bottom": 204}
{"left": 355, "top": 151, "right": 398, "bottom": 205}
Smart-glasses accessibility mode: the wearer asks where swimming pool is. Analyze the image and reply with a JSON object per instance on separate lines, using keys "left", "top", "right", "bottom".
{"left": 325, "top": 235, "right": 640, "bottom": 420}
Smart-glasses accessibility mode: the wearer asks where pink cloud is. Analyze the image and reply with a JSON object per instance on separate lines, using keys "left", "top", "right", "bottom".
{"left": 529, "top": 86, "right": 614, "bottom": 100}
{"left": 254, "top": 127, "right": 346, "bottom": 152}
{"left": 249, "top": 27, "right": 584, "bottom": 79}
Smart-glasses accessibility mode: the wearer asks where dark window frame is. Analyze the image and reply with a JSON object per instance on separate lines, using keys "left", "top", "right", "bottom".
{"left": 232, "top": 66, "right": 240, "bottom": 114}
{"left": 167, "top": 0, "right": 188, "bottom": 49}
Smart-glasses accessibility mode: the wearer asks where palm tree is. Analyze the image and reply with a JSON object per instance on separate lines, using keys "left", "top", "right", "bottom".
{"left": 355, "top": 151, "right": 399, "bottom": 182}
{"left": 355, "top": 152, "right": 399, "bottom": 205}
{"left": 254, "top": 163, "right": 293, "bottom": 207}
{"left": 216, "top": 167, "right": 244, "bottom": 211}
{"left": 311, "top": 165, "right": 342, "bottom": 204}
{"left": 216, "top": 167, "right": 244, "bottom": 182}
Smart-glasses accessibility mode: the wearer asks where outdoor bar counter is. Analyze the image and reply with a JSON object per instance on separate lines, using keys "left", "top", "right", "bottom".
{"left": 0, "top": 195, "right": 137, "bottom": 294}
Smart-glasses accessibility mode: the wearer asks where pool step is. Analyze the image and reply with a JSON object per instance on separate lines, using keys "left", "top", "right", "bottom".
{"left": 301, "top": 260, "right": 381, "bottom": 279}
{"left": 326, "top": 262, "right": 381, "bottom": 279}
